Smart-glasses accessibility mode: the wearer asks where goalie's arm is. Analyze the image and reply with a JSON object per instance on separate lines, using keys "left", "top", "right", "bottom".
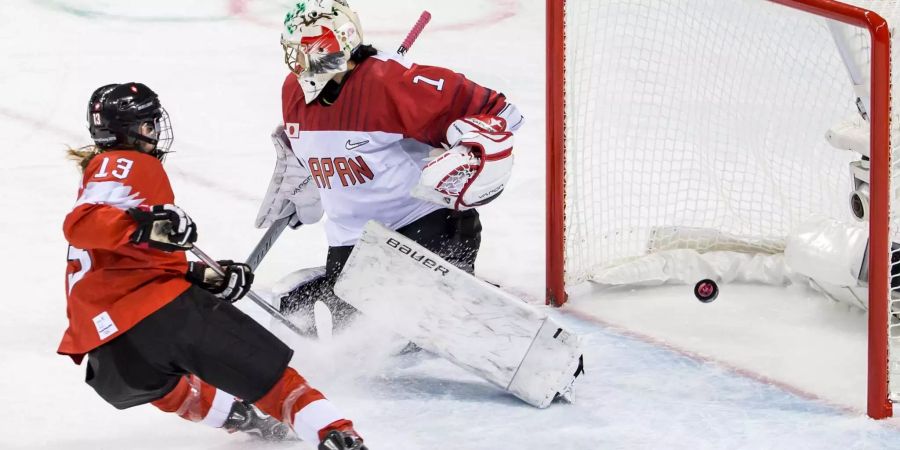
{"left": 413, "top": 115, "right": 515, "bottom": 210}
{"left": 391, "top": 64, "right": 522, "bottom": 210}
{"left": 393, "top": 63, "right": 524, "bottom": 148}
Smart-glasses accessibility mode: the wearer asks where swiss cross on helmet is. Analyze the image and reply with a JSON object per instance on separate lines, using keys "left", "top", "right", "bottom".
{"left": 86, "top": 82, "right": 174, "bottom": 160}
{"left": 281, "top": 0, "right": 363, "bottom": 104}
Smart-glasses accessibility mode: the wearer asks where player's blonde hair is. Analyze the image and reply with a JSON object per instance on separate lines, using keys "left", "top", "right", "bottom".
{"left": 66, "top": 145, "right": 102, "bottom": 172}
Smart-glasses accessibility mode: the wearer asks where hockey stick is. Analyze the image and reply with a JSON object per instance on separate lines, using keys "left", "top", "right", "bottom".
{"left": 827, "top": 20, "right": 870, "bottom": 121}
{"left": 191, "top": 246, "right": 309, "bottom": 337}
{"left": 245, "top": 216, "right": 291, "bottom": 271}
{"left": 397, "top": 11, "right": 432, "bottom": 56}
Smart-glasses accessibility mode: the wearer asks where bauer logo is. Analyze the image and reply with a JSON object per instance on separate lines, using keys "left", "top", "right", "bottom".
{"left": 285, "top": 122, "right": 300, "bottom": 138}
{"left": 386, "top": 238, "right": 450, "bottom": 277}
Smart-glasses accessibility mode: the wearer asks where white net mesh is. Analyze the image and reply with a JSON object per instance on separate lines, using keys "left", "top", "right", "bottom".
{"left": 563, "top": 0, "right": 863, "bottom": 285}
{"left": 566, "top": 0, "right": 900, "bottom": 283}
{"left": 561, "top": 0, "right": 900, "bottom": 405}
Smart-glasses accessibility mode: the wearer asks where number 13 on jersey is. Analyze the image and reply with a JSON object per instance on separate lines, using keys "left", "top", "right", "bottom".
{"left": 95, "top": 157, "right": 134, "bottom": 180}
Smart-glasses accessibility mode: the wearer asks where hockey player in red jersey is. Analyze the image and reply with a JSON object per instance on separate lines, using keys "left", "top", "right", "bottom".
{"left": 62, "top": 83, "right": 365, "bottom": 449}
{"left": 257, "top": 0, "right": 523, "bottom": 334}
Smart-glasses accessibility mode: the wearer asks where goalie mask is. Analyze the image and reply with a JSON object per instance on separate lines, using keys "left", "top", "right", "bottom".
{"left": 281, "top": 0, "right": 364, "bottom": 104}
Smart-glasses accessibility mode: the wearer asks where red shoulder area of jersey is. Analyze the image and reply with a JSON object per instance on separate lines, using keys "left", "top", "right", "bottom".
{"left": 281, "top": 55, "right": 505, "bottom": 147}
{"left": 79, "top": 150, "right": 174, "bottom": 205}
{"left": 83, "top": 150, "right": 160, "bottom": 179}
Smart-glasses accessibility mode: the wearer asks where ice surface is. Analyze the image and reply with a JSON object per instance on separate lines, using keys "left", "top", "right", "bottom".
{"left": 3, "top": 0, "right": 900, "bottom": 448}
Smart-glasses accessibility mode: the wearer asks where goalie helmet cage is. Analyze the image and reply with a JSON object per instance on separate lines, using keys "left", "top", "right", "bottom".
{"left": 545, "top": 0, "right": 896, "bottom": 419}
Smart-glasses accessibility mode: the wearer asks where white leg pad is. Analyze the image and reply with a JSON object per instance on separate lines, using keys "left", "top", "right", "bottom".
{"left": 334, "top": 221, "right": 583, "bottom": 408}
{"left": 508, "top": 317, "right": 583, "bottom": 407}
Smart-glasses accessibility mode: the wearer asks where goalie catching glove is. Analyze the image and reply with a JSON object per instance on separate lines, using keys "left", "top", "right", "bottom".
{"left": 255, "top": 125, "right": 323, "bottom": 229}
{"left": 186, "top": 260, "right": 254, "bottom": 302}
{"left": 127, "top": 204, "right": 198, "bottom": 252}
{"left": 412, "top": 115, "right": 514, "bottom": 210}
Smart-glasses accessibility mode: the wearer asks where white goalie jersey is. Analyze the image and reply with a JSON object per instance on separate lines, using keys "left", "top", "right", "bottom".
{"left": 262, "top": 52, "right": 522, "bottom": 246}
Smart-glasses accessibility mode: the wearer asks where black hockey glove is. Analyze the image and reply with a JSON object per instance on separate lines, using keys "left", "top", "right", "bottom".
{"left": 127, "top": 204, "right": 198, "bottom": 252}
{"left": 186, "top": 260, "right": 254, "bottom": 303}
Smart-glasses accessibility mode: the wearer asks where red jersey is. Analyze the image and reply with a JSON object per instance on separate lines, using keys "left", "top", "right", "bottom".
{"left": 59, "top": 150, "right": 191, "bottom": 363}
{"left": 281, "top": 52, "right": 523, "bottom": 246}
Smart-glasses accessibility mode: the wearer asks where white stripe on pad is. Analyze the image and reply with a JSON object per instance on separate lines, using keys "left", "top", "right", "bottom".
{"left": 293, "top": 399, "right": 344, "bottom": 443}
{"left": 201, "top": 389, "right": 236, "bottom": 428}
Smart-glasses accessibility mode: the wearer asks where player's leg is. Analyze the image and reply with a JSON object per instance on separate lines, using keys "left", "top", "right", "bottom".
{"left": 443, "top": 209, "right": 482, "bottom": 273}
{"left": 83, "top": 332, "right": 182, "bottom": 410}
{"left": 251, "top": 366, "right": 361, "bottom": 444}
{"left": 83, "top": 316, "right": 286, "bottom": 440}
{"left": 150, "top": 376, "right": 289, "bottom": 440}
{"left": 145, "top": 285, "right": 361, "bottom": 444}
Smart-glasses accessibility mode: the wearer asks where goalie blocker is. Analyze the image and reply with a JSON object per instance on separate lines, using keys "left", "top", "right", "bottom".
{"left": 334, "top": 221, "right": 583, "bottom": 408}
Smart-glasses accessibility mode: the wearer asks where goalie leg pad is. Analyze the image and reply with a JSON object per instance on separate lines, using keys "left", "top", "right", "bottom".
{"left": 508, "top": 317, "right": 584, "bottom": 407}
{"left": 334, "top": 221, "right": 584, "bottom": 408}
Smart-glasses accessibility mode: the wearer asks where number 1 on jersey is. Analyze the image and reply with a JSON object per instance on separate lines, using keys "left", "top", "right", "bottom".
{"left": 413, "top": 75, "right": 445, "bottom": 92}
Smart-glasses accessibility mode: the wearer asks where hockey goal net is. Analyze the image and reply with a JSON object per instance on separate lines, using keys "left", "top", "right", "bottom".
{"left": 546, "top": 0, "right": 898, "bottom": 418}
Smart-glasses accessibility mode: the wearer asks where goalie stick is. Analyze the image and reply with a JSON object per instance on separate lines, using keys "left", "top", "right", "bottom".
{"left": 245, "top": 216, "right": 291, "bottom": 271}
{"left": 397, "top": 11, "right": 431, "bottom": 56}
{"left": 826, "top": 19, "right": 870, "bottom": 121}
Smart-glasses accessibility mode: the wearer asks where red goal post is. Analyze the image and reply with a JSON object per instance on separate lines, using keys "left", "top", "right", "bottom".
{"left": 545, "top": 0, "right": 893, "bottom": 419}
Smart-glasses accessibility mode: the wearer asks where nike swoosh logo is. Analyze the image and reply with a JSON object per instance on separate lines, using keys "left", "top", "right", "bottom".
{"left": 345, "top": 139, "right": 370, "bottom": 151}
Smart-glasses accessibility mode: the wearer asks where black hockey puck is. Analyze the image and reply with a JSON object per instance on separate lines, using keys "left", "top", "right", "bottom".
{"left": 694, "top": 279, "right": 719, "bottom": 303}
